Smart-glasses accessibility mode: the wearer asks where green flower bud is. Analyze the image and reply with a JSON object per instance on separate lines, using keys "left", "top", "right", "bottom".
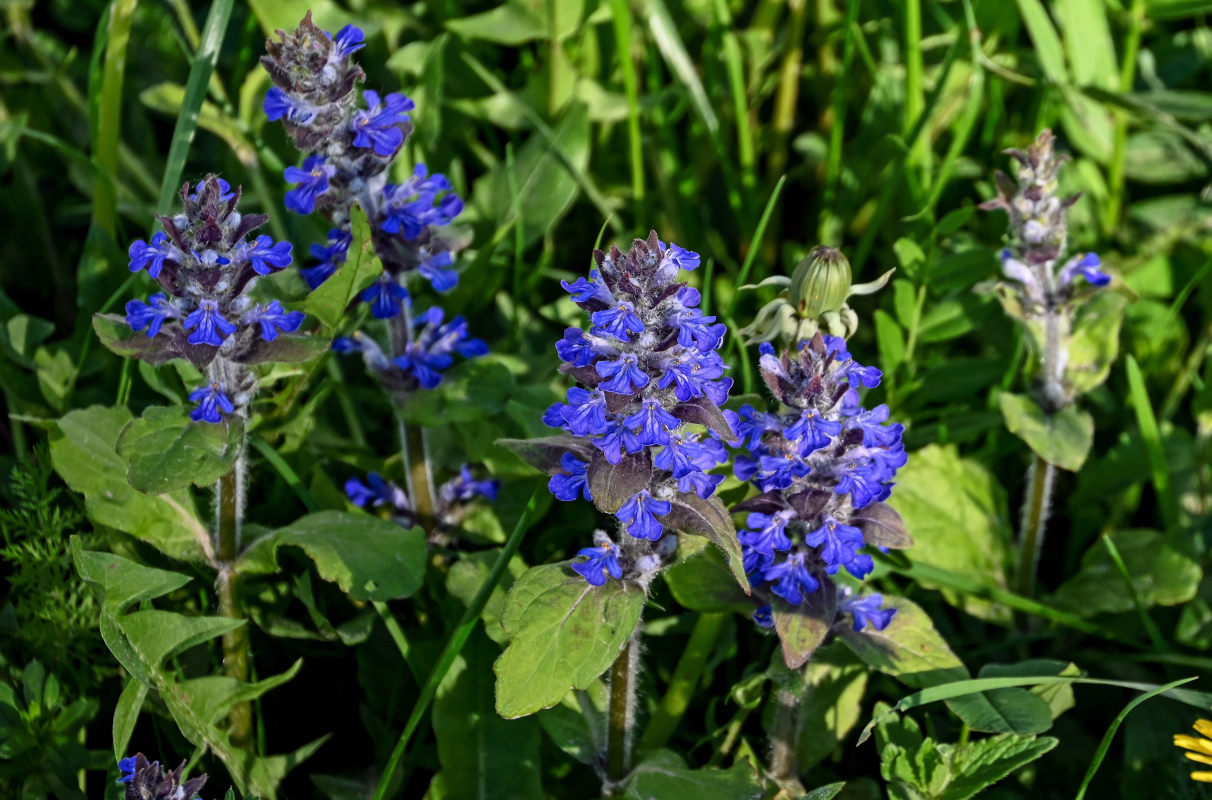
{"left": 790, "top": 246, "right": 852, "bottom": 319}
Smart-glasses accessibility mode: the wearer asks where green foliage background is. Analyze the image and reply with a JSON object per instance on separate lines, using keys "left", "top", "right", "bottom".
{"left": 1, "top": 0, "right": 1211, "bottom": 797}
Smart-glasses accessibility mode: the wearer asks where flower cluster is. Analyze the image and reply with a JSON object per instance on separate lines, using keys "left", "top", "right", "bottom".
{"left": 122, "top": 176, "right": 302, "bottom": 423}
{"left": 332, "top": 307, "right": 487, "bottom": 392}
{"left": 118, "top": 753, "right": 207, "bottom": 800}
{"left": 981, "top": 129, "right": 1112, "bottom": 411}
{"left": 544, "top": 233, "right": 736, "bottom": 584}
{"left": 730, "top": 334, "right": 906, "bottom": 632}
{"left": 345, "top": 465, "right": 499, "bottom": 530}
{"left": 262, "top": 13, "right": 464, "bottom": 308}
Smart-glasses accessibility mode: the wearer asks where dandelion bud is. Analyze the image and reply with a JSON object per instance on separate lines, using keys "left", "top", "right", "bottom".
{"left": 790, "top": 246, "right": 852, "bottom": 320}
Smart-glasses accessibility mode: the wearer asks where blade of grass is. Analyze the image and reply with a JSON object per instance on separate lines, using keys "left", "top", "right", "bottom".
{"left": 638, "top": 611, "right": 727, "bottom": 752}
{"left": 374, "top": 487, "right": 542, "bottom": 800}
{"left": 156, "top": 0, "right": 235, "bottom": 214}
{"left": 820, "top": 0, "right": 862, "bottom": 243}
{"left": 903, "top": 0, "right": 930, "bottom": 179}
{"left": 1074, "top": 677, "right": 1196, "bottom": 800}
{"left": 710, "top": 0, "right": 756, "bottom": 199}
{"left": 725, "top": 175, "right": 787, "bottom": 318}
{"left": 609, "top": 0, "right": 645, "bottom": 211}
{"left": 1125, "top": 355, "right": 1179, "bottom": 532}
{"left": 93, "top": 0, "right": 139, "bottom": 235}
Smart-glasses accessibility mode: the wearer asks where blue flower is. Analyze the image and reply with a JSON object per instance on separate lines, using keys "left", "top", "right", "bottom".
{"left": 128, "top": 231, "right": 177, "bottom": 278}
{"left": 189, "top": 178, "right": 235, "bottom": 202}
{"left": 284, "top": 155, "right": 335, "bottom": 214}
{"left": 242, "top": 234, "right": 293, "bottom": 275}
{"left": 555, "top": 327, "right": 597, "bottom": 367}
{"left": 786, "top": 409, "right": 842, "bottom": 455}
{"left": 331, "top": 24, "right": 365, "bottom": 58}
{"left": 183, "top": 299, "right": 236, "bottom": 346}
{"left": 1059, "top": 252, "right": 1110, "bottom": 287}
{"left": 351, "top": 90, "right": 414, "bottom": 156}
{"left": 361, "top": 274, "right": 411, "bottom": 319}
{"left": 125, "top": 293, "right": 179, "bottom": 338}
{"left": 332, "top": 331, "right": 394, "bottom": 371}
{"left": 118, "top": 755, "right": 137, "bottom": 783}
{"left": 441, "top": 464, "right": 500, "bottom": 504}
{"left": 839, "top": 592, "right": 896, "bottom": 631}
{"left": 244, "top": 300, "right": 305, "bottom": 341}
{"left": 560, "top": 387, "right": 610, "bottom": 436}
{"left": 189, "top": 382, "right": 234, "bottom": 424}
{"left": 616, "top": 490, "right": 671, "bottom": 541}
{"left": 561, "top": 270, "right": 614, "bottom": 305}
{"left": 658, "top": 350, "right": 727, "bottom": 402}
{"left": 549, "top": 453, "right": 592, "bottom": 501}
{"left": 591, "top": 301, "right": 645, "bottom": 342}
{"left": 762, "top": 552, "right": 819, "bottom": 605}
{"left": 739, "top": 510, "right": 795, "bottom": 555}
{"left": 832, "top": 460, "right": 885, "bottom": 509}
{"left": 302, "top": 228, "right": 352, "bottom": 289}
{"left": 592, "top": 419, "right": 640, "bottom": 464}
{"left": 677, "top": 469, "right": 724, "bottom": 499}
{"left": 803, "top": 517, "right": 867, "bottom": 575}
{"left": 752, "top": 604, "right": 774, "bottom": 629}
{"left": 596, "top": 353, "right": 649, "bottom": 394}
{"left": 393, "top": 307, "right": 487, "bottom": 389}
{"left": 264, "top": 87, "right": 314, "bottom": 123}
{"left": 346, "top": 472, "right": 410, "bottom": 512}
{"left": 381, "top": 166, "right": 462, "bottom": 238}
{"left": 663, "top": 241, "right": 700, "bottom": 272}
{"left": 623, "top": 398, "right": 680, "bottom": 447}
{"left": 572, "top": 540, "right": 623, "bottom": 586}
{"left": 418, "top": 250, "right": 457, "bottom": 291}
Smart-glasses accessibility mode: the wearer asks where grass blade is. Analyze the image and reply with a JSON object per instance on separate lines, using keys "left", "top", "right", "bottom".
{"left": 1125, "top": 355, "right": 1179, "bottom": 531}
{"left": 92, "top": 0, "right": 139, "bottom": 235}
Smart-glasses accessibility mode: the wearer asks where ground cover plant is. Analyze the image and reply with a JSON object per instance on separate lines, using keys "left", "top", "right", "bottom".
{"left": 1, "top": 0, "right": 1211, "bottom": 797}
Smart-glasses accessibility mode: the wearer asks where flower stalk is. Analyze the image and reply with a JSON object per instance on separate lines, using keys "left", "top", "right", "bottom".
{"left": 215, "top": 453, "right": 252, "bottom": 748}
{"left": 605, "top": 633, "right": 638, "bottom": 794}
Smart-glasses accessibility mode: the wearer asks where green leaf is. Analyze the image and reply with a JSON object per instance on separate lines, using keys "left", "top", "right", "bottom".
{"left": 400, "top": 355, "right": 518, "bottom": 426}
{"left": 116, "top": 405, "right": 243, "bottom": 494}
{"left": 120, "top": 609, "right": 243, "bottom": 667}
{"left": 300, "top": 206, "right": 382, "bottom": 329}
{"left": 170, "top": 661, "right": 303, "bottom": 731}
{"left": 1063, "top": 290, "right": 1126, "bottom": 395}
{"left": 433, "top": 630, "right": 544, "bottom": 799}
{"left": 944, "top": 734, "right": 1059, "bottom": 800}
{"left": 446, "top": 1, "right": 546, "bottom": 45}
{"left": 446, "top": 548, "right": 529, "bottom": 645}
{"left": 661, "top": 493, "right": 748, "bottom": 592}
{"left": 1051, "top": 529, "right": 1201, "bottom": 615}
{"left": 663, "top": 544, "right": 754, "bottom": 614}
{"left": 840, "top": 596, "right": 968, "bottom": 689}
{"left": 1145, "top": 0, "right": 1212, "bottom": 20}
{"left": 51, "top": 406, "right": 210, "bottom": 562}
{"left": 472, "top": 102, "right": 590, "bottom": 247}
{"left": 773, "top": 582, "right": 837, "bottom": 669}
{"left": 237, "top": 511, "right": 427, "bottom": 601}
{"left": 944, "top": 687, "right": 1053, "bottom": 735}
{"left": 623, "top": 750, "right": 764, "bottom": 800}
{"left": 536, "top": 683, "right": 607, "bottom": 765}
{"left": 801, "top": 783, "right": 846, "bottom": 800}
{"left": 888, "top": 445, "right": 1013, "bottom": 621}
{"left": 112, "top": 678, "right": 147, "bottom": 762}
{"left": 998, "top": 393, "right": 1094, "bottom": 472}
{"left": 797, "top": 655, "right": 869, "bottom": 771}
{"left": 1124, "top": 129, "right": 1209, "bottom": 184}
{"left": 980, "top": 660, "right": 1079, "bottom": 720}
{"left": 494, "top": 562, "right": 644, "bottom": 718}
{"left": 72, "top": 540, "right": 192, "bottom": 612}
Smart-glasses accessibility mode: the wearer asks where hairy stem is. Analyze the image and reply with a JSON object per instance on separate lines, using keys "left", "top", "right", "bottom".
{"left": 769, "top": 680, "right": 806, "bottom": 788}
{"left": 1016, "top": 452, "right": 1055, "bottom": 599}
{"left": 215, "top": 460, "right": 252, "bottom": 749}
{"left": 605, "top": 634, "right": 638, "bottom": 794}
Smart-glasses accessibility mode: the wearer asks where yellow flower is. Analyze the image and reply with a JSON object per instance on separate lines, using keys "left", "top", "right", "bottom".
{"left": 1174, "top": 718, "right": 1212, "bottom": 782}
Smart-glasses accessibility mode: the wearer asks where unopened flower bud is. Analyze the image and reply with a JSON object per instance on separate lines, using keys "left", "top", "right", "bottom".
{"left": 790, "top": 246, "right": 852, "bottom": 320}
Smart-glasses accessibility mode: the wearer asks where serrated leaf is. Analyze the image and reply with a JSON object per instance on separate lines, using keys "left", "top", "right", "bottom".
{"left": 623, "top": 750, "right": 764, "bottom": 800}
{"left": 773, "top": 581, "right": 837, "bottom": 669}
{"left": 943, "top": 734, "right": 1059, "bottom": 800}
{"left": 117, "top": 405, "right": 243, "bottom": 494}
{"left": 494, "top": 562, "right": 644, "bottom": 718}
{"left": 237, "top": 511, "right": 426, "bottom": 601}
{"left": 840, "top": 597, "right": 968, "bottom": 688}
{"left": 52, "top": 406, "right": 210, "bottom": 562}
{"left": 300, "top": 205, "right": 381, "bottom": 329}
{"left": 998, "top": 393, "right": 1094, "bottom": 472}
{"left": 660, "top": 493, "right": 748, "bottom": 591}
{"left": 1051, "top": 529, "right": 1201, "bottom": 615}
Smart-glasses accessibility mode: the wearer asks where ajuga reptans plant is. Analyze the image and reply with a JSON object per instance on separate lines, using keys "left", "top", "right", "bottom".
{"left": 117, "top": 753, "right": 207, "bottom": 800}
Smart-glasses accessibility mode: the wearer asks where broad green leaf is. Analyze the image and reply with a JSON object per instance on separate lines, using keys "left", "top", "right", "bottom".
{"left": 472, "top": 102, "right": 589, "bottom": 247}
{"left": 51, "top": 407, "right": 210, "bottom": 562}
{"left": 112, "top": 678, "right": 147, "bottom": 762}
{"left": 797, "top": 656, "right": 869, "bottom": 771}
{"left": 1067, "top": 290, "right": 1126, "bottom": 395}
{"left": 892, "top": 239, "right": 926, "bottom": 284}
{"left": 121, "top": 609, "right": 243, "bottom": 667}
{"left": 998, "top": 393, "right": 1094, "bottom": 472}
{"left": 1054, "top": 0, "right": 1116, "bottom": 90}
{"left": 1124, "top": 129, "right": 1209, "bottom": 184}
{"left": 944, "top": 734, "right": 1059, "bottom": 800}
{"left": 300, "top": 206, "right": 381, "bottom": 329}
{"left": 446, "top": 548, "right": 529, "bottom": 645}
{"left": 433, "top": 631, "right": 544, "bottom": 800}
{"left": 801, "top": 783, "right": 846, "bottom": 800}
{"left": 944, "top": 687, "right": 1053, "bottom": 736}
{"left": 623, "top": 750, "right": 764, "bottom": 800}
{"left": 661, "top": 493, "right": 748, "bottom": 591}
{"left": 400, "top": 356, "right": 518, "bottom": 426}
{"left": 536, "top": 681, "right": 607, "bottom": 765}
{"left": 169, "top": 661, "right": 302, "bottom": 730}
{"left": 117, "top": 405, "right": 243, "bottom": 494}
{"left": 839, "top": 597, "right": 968, "bottom": 689}
{"left": 888, "top": 445, "right": 1013, "bottom": 621}
{"left": 446, "top": 1, "right": 546, "bottom": 45}
{"left": 237, "top": 511, "right": 426, "bottom": 601}
{"left": 663, "top": 544, "right": 754, "bottom": 614}
{"left": 1146, "top": 0, "right": 1212, "bottom": 19}
{"left": 1051, "top": 529, "right": 1201, "bottom": 615}
{"left": 980, "top": 660, "right": 1078, "bottom": 719}
{"left": 494, "top": 562, "right": 644, "bottom": 718}
{"left": 72, "top": 539, "right": 192, "bottom": 612}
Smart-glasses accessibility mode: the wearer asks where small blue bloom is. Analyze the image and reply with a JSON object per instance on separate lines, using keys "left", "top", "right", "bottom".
{"left": 550, "top": 453, "right": 592, "bottom": 501}
{"left": 786, "top": 408, "right": 842, "bottom": 455}
{"left": 361, "top": 274, "right": 411, "bottom": 319}
{"left": 183, "top": 299, "right": 236, "bottom": 346}
{"left": 302, "top": 228, "right": 352, "bottom": 289}
{"left": 752, "top": 604, "right": 774, "bottom": 629}
{"left": 418, "top": 250, "right": 458, "bottom": 291}
{"left": 591, "top": 301, "right": 645, "bottom": 342}
{"left": 572, "top": 540, "right": 623, "bottom": 586}
{"left": 128, "top": 231, "right": 177, "bottom": 278}
{"left": 125, "top": 293, "right": 180, "bottom": 338}
{"left": 833, "top": 460, "right": 884, "bottom": 508}
{"left": 839, "top": 592, "right": 896, "bottom": 631}
{"left": 739, "top": 510, "right": 795, "bottom": 555}
{"left": 757, "top": 451, "right": 811, "bottom": 491}
{"left": 616, "top": 490, "right": 671, "bottom": 541}
{"left": 556, "top": 327, "right": 596, "bottom": 367}
{"left": 351, "top": 90, "right": 415, "bottom": 156}
{"left": 244, "top": 300, "right": 305, "bottom": 341}
{"left": 1059, "top": 252, "right": 1110, "bottom": 287}
{"left": 243, "top": 234, "right": 293, "bottom": 275}
{"left": 623, "top": 398, "right": 680, "bottom": 447}
{"left": 803, "top": 516, "right": 869, "bottom": 577}
{"left": 658, "top": 350, "right": 726, "bottom": 402}
{"left": 441, "top": 464, "right": 500, "bottom": 504}
{"left": 592, "top": 419, "right": 640, "bottom": 464}
{"left": 332, "top": 331, "right": 394, "bottom": 371}
{"left": 330, "top": 24, "right": 365, "bottom": 58}
{"left": 393, "top": 306, "right": 487, "bottom": 388}
{"left": 663, "top": 242, "right": 700, "bottom": 272}
{"left": 264, "top": 87, "right": 314, "bottom": 123}
{"left": 284, "top": 155, "right": 335, "bottom": 214}
{"left": 189, "top": 382, "right": 234, "bottom": 424}
{"left": 189, "top": 178, "right": 235, "bottom": 202}
{"left": 381, "top": 165, "right": 462, "bottom": 238}
{"left": 676, "top": 469, "right": 724, "bottom": 499}
{"left": 596, "top": 353, "right": 649, "bottom": 394}
{"left": 346, "top": 472, "right": 410, "bottom": 511}
{"left": 561, "top": 387, "right": 610, "bottom": 436}
{"left": 561, "top": 270, "right": 614, "bottom": 305}
{"left": 762, "top": 552, "right": 819, "bottom": 605}
{"left": 118, "top": 755, "right": 137, "bottom": 783}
